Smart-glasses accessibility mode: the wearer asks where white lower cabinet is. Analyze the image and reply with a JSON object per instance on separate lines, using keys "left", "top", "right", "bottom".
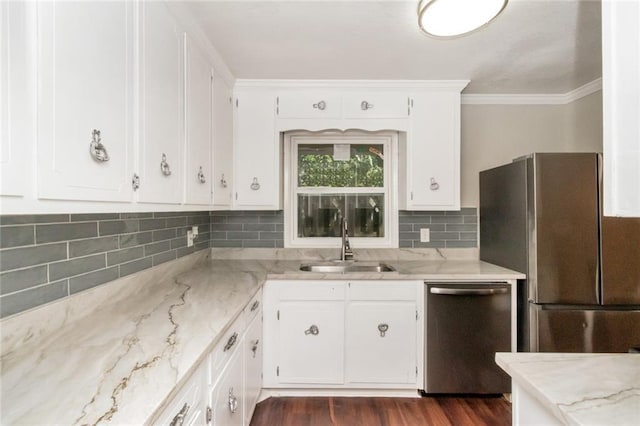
{"left": 154, "top": 290, "right": 262, "bottom": 426}
{"left": 263, "top": 280, "right": 423, "bottom": 390}
{"left": 208, "top": 346, "right": 244, "bottom": 426}
{"left": 277, "top": 301, "right": 345, "bottom": 384}
{"left": 243, "top": 311, "right": 263, "bottom": 421}
{"left": 346, "top": 302, "right": 417, "bottom": 384}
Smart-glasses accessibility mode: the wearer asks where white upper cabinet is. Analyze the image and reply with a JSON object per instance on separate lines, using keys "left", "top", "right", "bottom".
{"left": 184, "top": 35, "right": 212, "bottom": 205}
{"left": 233, "top": 89, "right": 280, "bottom": 210}
{"left": 400, "top": 89, "right": 464, "bottom": 210}
{"left": 36, "top": 1, "right": 135, "bottom": 202}
{"left": 1, "top": 1, "right": 32, "bottom": 198}
{"left": 212, "top": 75, "right": 234, "bottom": 208}
{"left": 602, "top": 0, "right": 640, "bottom": 217}
{"left": 137, "top": 1, "right": 184, "bottom": 204}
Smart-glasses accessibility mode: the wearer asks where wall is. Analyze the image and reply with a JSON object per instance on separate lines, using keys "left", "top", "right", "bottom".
{"left": 0, "top": 212, "right": 210, "bottom": 318}
{"left": 459, "top": 91, "right": 603, "bottom": 207}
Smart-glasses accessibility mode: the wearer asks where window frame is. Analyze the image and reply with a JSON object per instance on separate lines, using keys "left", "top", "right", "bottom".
{"left": 284, "top": 130, "right": 399, "bottom": 248}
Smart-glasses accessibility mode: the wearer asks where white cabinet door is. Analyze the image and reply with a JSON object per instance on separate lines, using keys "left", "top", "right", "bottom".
{"left": 138, "top": 1, "right": 184, "bottom": 204}
{"left": 184, "top": 35, "right": 212, "bottom": 205}
{"left": 212, "top": 75, "right": 234, "bottom": 208}
{"left": 346, "top": 302, "right": 417, "bottom": 384}
{"left": 1, "top": 1, "right": 33, "bottom": 198}
{"left": 342, "top": 92, "right": 409, "bottom": 119}
{"left": 277, "top": 301, "right": 344, "bottom": 384}
{"left": 403, "top": 91, "right": 461, "bottom": 210}
{"left": 233, "top": 90, "right": 280, "bottom": 209}
{"left": 277, "top": 91, "right": 342, "bottom": 119}
{"left": 36, "top": 1, "right": 134, "bottom": 202}
{"left": 208, "top": 346, "right": 244, "bottom": 426}
{"left": 244, "top": 312, "right": 262, "bottom": 423}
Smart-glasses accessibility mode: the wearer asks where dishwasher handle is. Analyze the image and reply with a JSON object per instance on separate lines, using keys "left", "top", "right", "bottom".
{"left": 429, "top": 287, "right": 508, "bottom": 296}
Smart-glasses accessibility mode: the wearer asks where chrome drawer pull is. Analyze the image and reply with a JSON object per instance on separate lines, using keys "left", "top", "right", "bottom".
{"left": 160, "top": 153, "right": 172, "bottom": 176}
{"left": 223, "top": 332, "right": 238, "bottom": 352}
{"left": 251, "top": 339, "right": 260, "bottom": 358}
{"left": 228, "top": 388, "right": 238, "bottom": 413}
{"left": 169, "top": 403, "right": 189, "bottom": 426}
{"left": 197, "top": 166, "right": 206, "bottom": 183}
{"left": 250, "top": 300, "right": 260, "bottom": 312}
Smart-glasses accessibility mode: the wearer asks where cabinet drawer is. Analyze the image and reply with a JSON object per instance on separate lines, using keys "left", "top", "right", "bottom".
{"left": 243, "top": 289, "right": 262, "bottom": 325}
{"left": 154, "top": 364, "right": 205, "bottom": 425}
{"left": 342, "top": 92, "right": 409, "bottom": 118}
{"left": 275, "top": 281, "right": 346, "bottom": 301}
{"left": 349, "top": 281, "right": 417, "bottom": 301}
{"left": 277, "top": 92, "right": 342, "bottom": 118}
{"left": 209, "top": 314, "right": 244, "bottom": 382}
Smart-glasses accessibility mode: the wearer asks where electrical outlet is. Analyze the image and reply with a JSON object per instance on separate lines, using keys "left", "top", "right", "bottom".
{"left": 187, "top": 230, "right": 194, "bottom": 247}
{"left": 420, "top": 228, "right": 430, "bottom": 242}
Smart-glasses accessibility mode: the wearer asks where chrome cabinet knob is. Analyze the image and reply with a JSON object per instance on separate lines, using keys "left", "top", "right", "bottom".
{"left": 250, "top": 177, "right": 260, "bottom": 190}
{"left": 361, "top": 100, "right": 374, "bottom": 110}
{"left": 304, "top": 324, "right": 319, "bottom": 335}
{"left": 430, "top": 177, "right": 440, "bottom": 190}
{"left": 312, "top": 100, "right": 326, "bottom": 110}
{"left": 89, "top": 129, "right": 110, "bottom": 162}
{"left": 169, "top": 403, "right": 190, "bottom": 426}
{"left": 160, "top": 153, "right": 172, "bottom": 176}
{"left": 378, "top": 323, "right": 389, "bottom": 337}
{"left": 197, "top": 166, "right": 206, "bottom": 183}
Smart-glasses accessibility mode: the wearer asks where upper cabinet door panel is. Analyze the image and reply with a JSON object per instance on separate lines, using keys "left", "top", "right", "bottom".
{"left": 342, "top": 92, "right": 409, "bottom": 119}
{"left": 184, "top": 36, "right": 212, "bottom": 206}
{"left": 234, "top": 90, "right": 280, "bottom": 209}
{"left": 138, "top": 2, "right": 184, "bottom": 204}
{"left": 1, "top": 1, "right": 33, "bottom": 198}
{"left": 407, "top": 92, "right": 460, "bottom": 209}
{"left": 36, "top": 1, "right": 134, "bottom": 202}
{"left": 212, "top": 75, "right": 234, "bottom": 208}
{"left": 277, "top": 92, "right": 341, "bottom": 119}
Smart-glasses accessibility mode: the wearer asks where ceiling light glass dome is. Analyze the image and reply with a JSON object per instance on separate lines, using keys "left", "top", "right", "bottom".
{"left": 418, "top": 0, "right": 509, "bottom": 38}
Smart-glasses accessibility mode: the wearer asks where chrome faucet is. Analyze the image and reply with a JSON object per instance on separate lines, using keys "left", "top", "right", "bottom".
{"left": 341, "top": 217, "right": 353, "bottom": 261}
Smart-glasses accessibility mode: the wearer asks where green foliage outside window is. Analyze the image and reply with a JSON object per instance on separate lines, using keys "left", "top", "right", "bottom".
{"left": 297, "top": 144, "right": 384, "bottom": 187}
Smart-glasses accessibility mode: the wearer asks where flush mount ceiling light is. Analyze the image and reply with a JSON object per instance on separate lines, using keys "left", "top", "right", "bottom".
{"left": 417, "top": 0, "right": 509, "bottom": 38}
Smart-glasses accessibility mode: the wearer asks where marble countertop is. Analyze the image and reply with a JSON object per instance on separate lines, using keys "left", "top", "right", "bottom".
{"left": 496, "top": 352, "right": 640, "bottom": 425}
{"left": 1, "top": 250, "right": 523, "bottom": 425}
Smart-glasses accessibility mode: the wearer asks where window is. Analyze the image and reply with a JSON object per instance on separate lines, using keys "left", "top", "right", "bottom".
{"left": 285, "top": 130, "right": 398, "bottom": 248}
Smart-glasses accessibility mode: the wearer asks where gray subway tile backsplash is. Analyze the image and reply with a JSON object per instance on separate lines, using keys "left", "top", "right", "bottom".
{"left": 399, "top": 209, "right": 478, "bottom": 248}
{"left": 0, "top": 211, "right": 211, "bottom": 318}
{"left": 0, "top": 225, "right": 35, "bottom": 249}
{"left": 0, "top": 208, "right": 476, "bottom": 318}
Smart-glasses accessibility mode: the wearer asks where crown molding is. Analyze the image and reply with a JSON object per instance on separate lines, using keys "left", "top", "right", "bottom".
{"left": 234, "top": 79, "right": 470, "bottom": 91}
{"left": 462, "top": 79, "right": 602, "bottom": 105}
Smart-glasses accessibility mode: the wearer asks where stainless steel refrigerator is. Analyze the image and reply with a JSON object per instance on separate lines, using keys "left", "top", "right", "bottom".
{"left": 479, "top": 153, "right": 640, "bottom": 353}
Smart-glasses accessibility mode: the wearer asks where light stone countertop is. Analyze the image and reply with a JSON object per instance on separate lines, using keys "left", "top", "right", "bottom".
{"left": 496, "top": 352, "right": 640, "bottom": 425}
{"left": 0, "top": 249, "right": 524, "bottom": 425}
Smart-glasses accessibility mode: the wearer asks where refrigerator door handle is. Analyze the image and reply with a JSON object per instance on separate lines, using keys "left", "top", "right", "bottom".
{"left": 430, "top": 287, "right": 509, "bottom": 296}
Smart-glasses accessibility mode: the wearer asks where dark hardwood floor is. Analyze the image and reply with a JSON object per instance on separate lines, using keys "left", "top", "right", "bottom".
{"left": 250, "top": 395, "right": 512, "bottom": 426}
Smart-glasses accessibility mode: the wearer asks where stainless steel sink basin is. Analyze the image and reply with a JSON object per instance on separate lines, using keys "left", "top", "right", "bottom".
{"left": 299, "top": 262, "right": 396, "bottom": 273}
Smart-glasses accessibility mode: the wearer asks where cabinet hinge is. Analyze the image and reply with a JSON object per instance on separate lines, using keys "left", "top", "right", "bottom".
{"left": 132, "top": 173, "right": 140, "bottom": 191}
{"left": 416, "top": 310, "right": 419, "bottom": 320}
{"left": 411, "top": 191, "right": 414, "bottom": 201}
{"left": 277, "top": 366, "right": 280, "bottom": 376}
{"left": 235, "top": 98, "right": 239, "bottom": 108}
{"left": 206, "top": 405, "right": 213, "bottom": 424}
{"left": 277, "top": 310, "right": 280, "bottom": 320}
{"left": 229, "top": 96, "right": 233, "bottom": 105}
{"left": 408, "top": 97, "right": 411, "bottom": 116}
{"left": 276, "top": 96, "right": 279, "bottom": 115}
{"left": 416, "top": 366, "right": 418, "bottom": 377}
{"left": 235, "top": 192, "right": 238, "bottom": 201}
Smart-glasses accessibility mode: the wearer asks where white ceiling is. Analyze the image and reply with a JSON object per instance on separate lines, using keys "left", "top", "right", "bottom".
{"left": 185, "top": 0, "right": 602, "bottom": 94}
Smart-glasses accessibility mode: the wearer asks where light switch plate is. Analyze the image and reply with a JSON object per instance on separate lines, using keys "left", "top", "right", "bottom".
{"left": 420, "top": 228, "right": 430, "bottom": 242}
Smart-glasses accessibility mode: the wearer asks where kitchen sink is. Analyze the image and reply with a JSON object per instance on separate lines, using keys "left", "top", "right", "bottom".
{"left": 299, "top": 262, "right": 396, "bottom": 273}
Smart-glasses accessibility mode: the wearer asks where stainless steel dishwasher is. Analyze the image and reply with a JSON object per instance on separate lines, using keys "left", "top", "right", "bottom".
{"left": 425, "top": 282, "right": 511, "bottom": 394}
